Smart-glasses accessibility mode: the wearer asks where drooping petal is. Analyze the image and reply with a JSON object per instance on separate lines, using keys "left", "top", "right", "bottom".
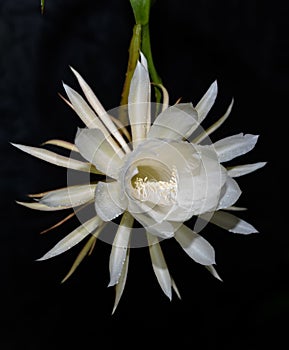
{"left": 108, "top": 212, "right": 133, "bottom": 287}
{"left": 75, "top": 128, "right": 123, "bottom": 179}
{"left": 112, "top": 248, "right": 130, "bottom": 315}
{"left": 174, "top": 224, "right": 215, "bottom": 265}
{"left": 61, "top": 234, "right": 97, "bottom": 283}
{"left": 70, "top": 67, "right": 131, "bottom": 154}
{"left": 41, "top": 139, "right": 79, "bottom": 152}
{"left": 217, "top": 177, "right": 242, "bottom": 209}
{"left": 205, "top": 265, "right": 223, "bottom": 281}
{"left": 147, "top": 233, "right": 172, "bottom": 300}
{"left": 227, "top": 162, "right": 267, "bottom": 177}
{"left": 16, "top": 201, "right": 71, "bottom": 211}
{"left": 11, "top": 143, "right": 100, "bottom": 174}
{"left": 95, "top": 181, "right": 127, "bottom": 222}
{"left": 194, "top": 99, "right": 234, "bottom": 144}
{"left": 128, "top": 57, "right": 151, "bottom": 146}
{"left": 40, "top": 184, "right": 96, "bottom": 208}
{"left": 148, "top": 103, "right": 198, "bottom": 140}
{"left": 214, "top": 133, "right": 259, "bottom": 162}
{"left": 40, "top": 211, "right": 77, "bottom": 234}
{"left": 195, "top": 81, "right": 218, "bottom": 123}
{"left": 157, "top": 84, "right": 169, "bottom": 112}
{"left": 210, "top": 211, "right": 258, "bottom": 234}
{"left": 37, "top": 216, "right": 102, "bottom": 260}
{"left": 171, "top": 278, "right": 181, "bottom": 299}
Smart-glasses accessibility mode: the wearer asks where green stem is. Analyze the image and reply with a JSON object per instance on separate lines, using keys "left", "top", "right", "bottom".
{"left": 41, "top": 0, "right": 45, "bottom": 14}
{"left": 121, "top": 0, "right": 163, "bottom": 107}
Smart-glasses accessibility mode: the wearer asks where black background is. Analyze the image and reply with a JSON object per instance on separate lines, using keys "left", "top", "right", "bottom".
{"left": 0, "top": 0, "right": 287, "bottom": 348}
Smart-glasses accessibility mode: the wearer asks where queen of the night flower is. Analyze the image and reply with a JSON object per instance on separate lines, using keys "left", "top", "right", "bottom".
{"left": 12, "top": 52, "right": 266, "bottom": 313}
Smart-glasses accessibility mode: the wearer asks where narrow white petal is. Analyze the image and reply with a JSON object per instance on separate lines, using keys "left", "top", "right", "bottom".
{"left": 195, "top": 99, "right": 234, "bottom": 144}
{"left": 147, "top": 233, "right": 172, "bottom": 300}
{"left": 157, "top": 84, "right": 169, "bottom": 111}
{"left": 227, "top": 162, "right": 267, "bottom": 177}
{"left": 37, "top": 216, "right": 101, "bottom": 260}
{"left": 63, "top": 83, "right": 106, "bottom": 130}
{"left": 217, "top": 177, "right": 242, "bottom": 209}
{"left": 16, "top": 201, "right": 70, "bottom": 211}
{"left": 128, "top": 59, "right": 151, "bottom": 146}
{"left": 41, "top": 139, "right": 79, "bottom": 152}
{"left": 140, "top": 51, "right": 148, "bottom": 70}
{"left": 205, "top": 265, "right": 223, "bottom": 281}
{"left": 11, "top": 143, "right": 100, "bottom": 173}
{"left": 61, "top": 234, "right": 97, "bottom": 283}
{"left": 75, "top": 128, "right": 123, "bottom": 179}
{"left": 40, "top": 184, "right": 96, "bottom": 208}
{"left": 195, "top": 81, "right": 218, "bottom": 123}
{"left": 70, "top": 67, "right": 130, "bottom": 154}
{"left": 112, "top": 248, "right": 130, "bottom": 315}
{"left": 211, "top": 211, "right": 258, "bottom": 234}
{"left": 214, "top": 133, "right": 259, "bottom": 162}
{"left": 175, "top": 225, "right": 215, "bottom": 265}
{"left": 69, "top": 66, "right": 107, "bottom": 117}
{"left": 171, "top": 278, "right": 181, "bottom": 299}
{"left": 108, "top": 213, "right": 133, "bottom": 287}
{"left": 148, "top": 103, "right": 198, "bottom": 140}
{"left": 225, "top": 206, "right": 247, "bottom": 211}
{"left": 95, "top": 181, "right": 126, "bottom": 222}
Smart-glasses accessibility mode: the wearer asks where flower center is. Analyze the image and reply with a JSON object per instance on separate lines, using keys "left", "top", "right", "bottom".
{"left": 132, "top": 166, "right": 178, "bottom": 206}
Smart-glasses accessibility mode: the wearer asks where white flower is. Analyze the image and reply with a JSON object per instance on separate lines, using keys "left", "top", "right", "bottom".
{"left": 12, "top": 52, "right": 266, "bottom": 313}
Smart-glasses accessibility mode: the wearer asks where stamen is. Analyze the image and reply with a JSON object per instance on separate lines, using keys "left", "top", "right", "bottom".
{"left": 133, "top": 167, "right": 178, "bottom": 206}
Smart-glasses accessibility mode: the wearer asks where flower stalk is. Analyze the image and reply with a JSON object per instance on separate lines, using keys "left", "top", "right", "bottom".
{"left": 121, "top": 0, "right": 162, "bottom": 107}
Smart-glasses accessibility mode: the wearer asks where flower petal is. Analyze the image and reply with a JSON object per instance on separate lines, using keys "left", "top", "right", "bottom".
{"left": 195, "top": 81, "right": 218, "bottom": 123}
{"left": 148, "top": 103, "right": 198, "bottom": 140}
{"left": 37, "top": 216, "right": 102, "bottom": 260}
{"left": 41, "top": 139, "right": 79, "bottom": 152}
{"left": 131, "top": 210, "right": 176, "bottom": 239}
{"left": 11, "top": 143, "right": 100, "bottom": 173}
{"left": 70, "top": 67, "right": 131, "bottom": 154}
{"left": 112, "top": 248, "right": 130, "bottom": 315}
{"left": 171, "top": 278, "right": 181, "bottom": 299}
{"left": 108, "top": 212, "right": 133, "bottom": 287}
{"left": 227, "top": 162, "right": 267, "bottom": 177}
{"left": 16, "top": 201, "right": 70, "bottom": 211}
{"left": 217, "top": 177, "right": 242, "bottom": 209}
{"left": 174, "top": 225, "right": 215, "bottom": 265}
{"left": 214, "top": 133, "right": 259, "bottom": 162}
{"left": 40, "top": 184, "right": 96, "bottom": 208}
{"left": 95, "top": 181, "right": 126, "bottom": 222}
{"left": 194, "top": 99, "right": 234, "bottom": 144}
{"left": 128, "top": 57, "right": 151, "bottom": 146}
{"left": 205, "top": 265, "right": 222, "bottom": 281}
{"left": 210, "top": 211, "right": 258, "bottom": 234}
{"left": 147, "top": 233, "right": 172, "bottom": 300}
{"left": 61, "top": 234, "right": 97, "bottom": 283}
{"left": 75, "top": 128, "right": 123, "bottom": 179}
{"left": 69, "top": 66, "right": 107, "bottom": 118}
{"left": 63, "top": 83, "right": 106, "bottom": 130}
